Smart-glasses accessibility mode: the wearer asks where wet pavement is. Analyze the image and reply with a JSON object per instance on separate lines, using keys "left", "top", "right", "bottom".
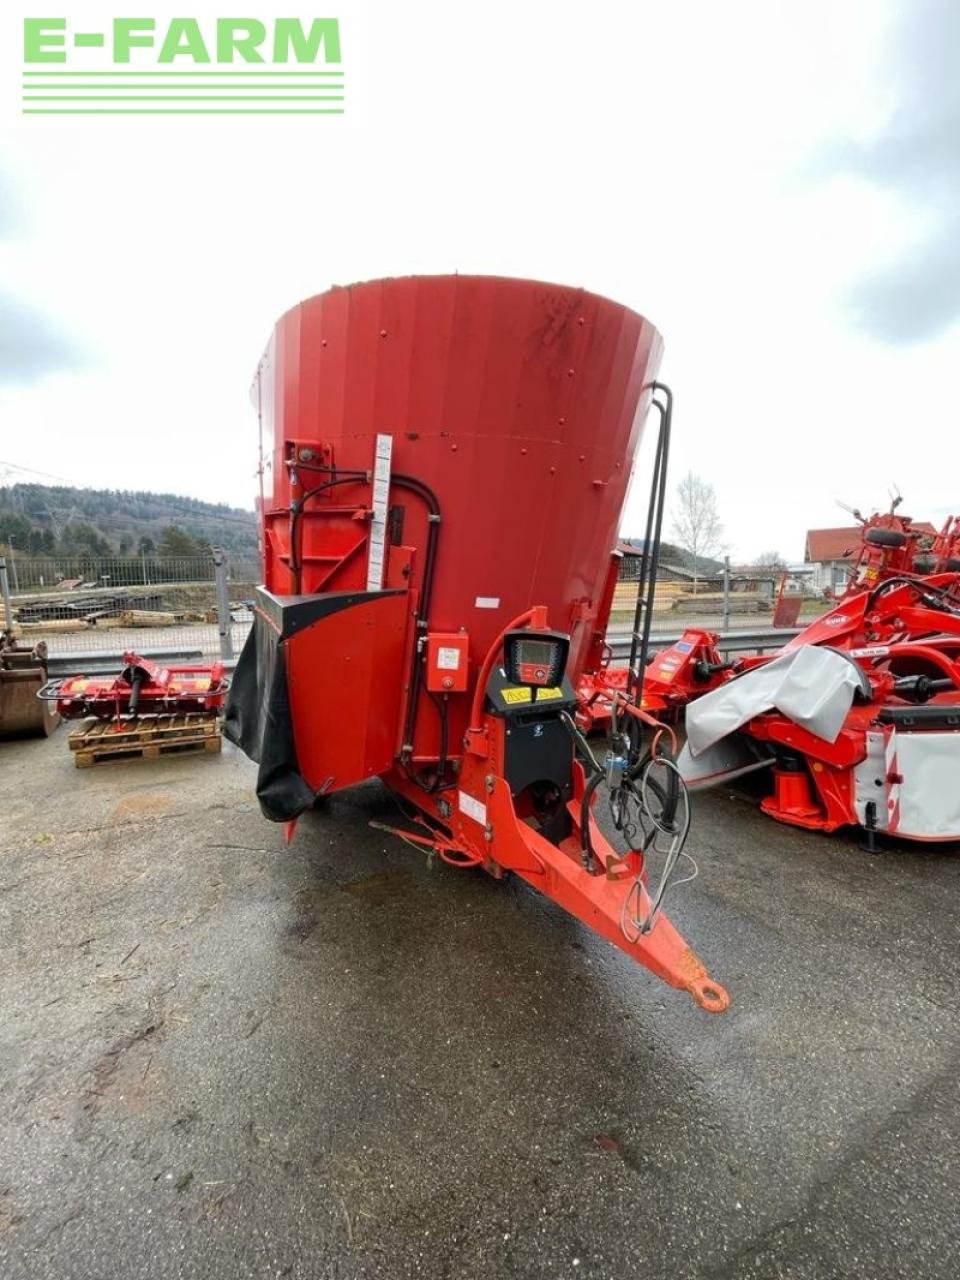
{"left": 1, "top": 731, "right": 959, "bottom": 1278}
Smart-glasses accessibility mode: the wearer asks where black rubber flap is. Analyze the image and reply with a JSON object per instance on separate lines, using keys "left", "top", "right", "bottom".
{"left": 223, "top": 612, "right": 317, "bottom": 822}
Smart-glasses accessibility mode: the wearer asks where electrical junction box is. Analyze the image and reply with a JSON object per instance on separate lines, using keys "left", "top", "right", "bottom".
{"left": 425, "top": 632, "right": 469, "bottom": 693}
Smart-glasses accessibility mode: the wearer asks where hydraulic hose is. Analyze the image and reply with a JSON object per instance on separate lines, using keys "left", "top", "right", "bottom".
{"left": 289, "top": 471, "right": 367, "bottom": 593}
{"left": 422, "top": 689, "right": 450, "bottom": 792}
{"left": 628, "top": 744, "right": 680, "bottom": 829}
{"left": 579, "top": 770, "right": 603, "bottom": 871}
{"left": 467, "top": 609, "right": 537, "bottom": 736}
{"left": 393, "top": 474, "right": 443, "bottom": 767}
{"left": 628, "top": 383, "right": 672, "bottom": 700}
{"left": 393, "top": 474, "right": 442, "bottom": 622}
{"left": 866, "top": 575, "right": 960, "bottom": 614}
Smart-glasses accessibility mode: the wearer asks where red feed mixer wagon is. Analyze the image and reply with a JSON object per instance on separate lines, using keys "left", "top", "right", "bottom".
{"left": 226, "top": 274, "right": 729, "bottom": 1012}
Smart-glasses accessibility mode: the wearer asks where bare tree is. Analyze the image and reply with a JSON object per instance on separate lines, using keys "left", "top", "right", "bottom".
{"left": 670, "top": 471, "right": 723, "bottom": 591}
{"left": 753, "top": 550, "right": 787, "bottom": 568}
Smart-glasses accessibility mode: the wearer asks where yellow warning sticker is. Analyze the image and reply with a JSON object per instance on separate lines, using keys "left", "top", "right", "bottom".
{"left": 535, "top": 687, "right": 564, "bottom": 701}
{"left": 501, "top": 687, "right": 532, "bottom": 704}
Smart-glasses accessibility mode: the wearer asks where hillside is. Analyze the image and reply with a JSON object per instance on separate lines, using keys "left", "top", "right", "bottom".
{"left": 0, "top": 483, "right": 258, "bottom": 558}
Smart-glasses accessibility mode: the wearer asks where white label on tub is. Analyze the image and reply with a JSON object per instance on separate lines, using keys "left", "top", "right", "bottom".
{"left": 475, "top": 596, "right": 500, "bottom": 609}
{"left": 438, "top": 647, "right": 461, "bottom": 670}
{"left": 458, "top": 790, "right": 487, "bottom": 826}
{"left": 366, "top": 433, "right": 393, "bottom": 591}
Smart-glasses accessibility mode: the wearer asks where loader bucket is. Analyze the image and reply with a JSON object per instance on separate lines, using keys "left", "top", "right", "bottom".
{"left": 0, "top": 640, "right": 60, "bottom": 739}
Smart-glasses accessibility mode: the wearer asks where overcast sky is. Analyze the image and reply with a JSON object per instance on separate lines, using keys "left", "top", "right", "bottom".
{"left": 0, "top": 0, "right": 957, "bottom": 561}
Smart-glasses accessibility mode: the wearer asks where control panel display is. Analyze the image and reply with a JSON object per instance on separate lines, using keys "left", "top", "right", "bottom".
{"left": 503, "top": 630, "right": 569, "bottom": 688}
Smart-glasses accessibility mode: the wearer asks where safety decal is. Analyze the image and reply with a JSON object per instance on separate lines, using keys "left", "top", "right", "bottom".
{"left": 501, "top": 687, "right": 532, "bottom": 704}
{"left": 458, "top": 790, "right": 487, "bottom": 826}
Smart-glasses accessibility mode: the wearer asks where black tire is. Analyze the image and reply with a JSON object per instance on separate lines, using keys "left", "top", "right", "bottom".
{"left": 945, "top": 557, "right": 960, "bottom": 572}
{"left": 865, "top": 527, "right": 906, "bottom": 548}
{"left": 913, "top": 555, "right": 937, "bottom": 574}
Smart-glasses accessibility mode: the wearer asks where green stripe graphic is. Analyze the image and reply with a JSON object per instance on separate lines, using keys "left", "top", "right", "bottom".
{"left": 22, "top": 108, "right": 345, "bottom": 114}
{"left": 23, "top": 95, "right": 344, "bottom": 101}
{"left": 22, "top": 66, "right": 349, "bottom": 115}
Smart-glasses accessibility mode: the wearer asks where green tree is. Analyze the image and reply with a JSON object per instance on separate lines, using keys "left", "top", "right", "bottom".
{"left": 157, "top": 525, "right": 205, "bottom": 558}
{"left": 0, "top": 513, "right": 33, "bottom": 548}
{"left": 60, "top": 522, "right": 111, "bottom": 556}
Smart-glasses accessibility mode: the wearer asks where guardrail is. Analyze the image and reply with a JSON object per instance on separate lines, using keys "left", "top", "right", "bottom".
{"left": 606, "top": 626, "right": 802, "bottom": 662}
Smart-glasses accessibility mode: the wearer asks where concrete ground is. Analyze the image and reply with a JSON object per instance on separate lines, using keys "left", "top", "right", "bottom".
{"left": 1, "top": 728, "right": 959, "bottom": 1280}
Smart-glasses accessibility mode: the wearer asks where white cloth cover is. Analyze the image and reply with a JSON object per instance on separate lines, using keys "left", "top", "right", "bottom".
{"left": 685, "top": 646, "right": 862, "bottom": 758}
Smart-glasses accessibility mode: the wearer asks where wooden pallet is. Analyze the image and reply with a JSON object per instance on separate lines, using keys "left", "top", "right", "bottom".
{"left": 68, "top": 714, "right": 221, "bottom": 768}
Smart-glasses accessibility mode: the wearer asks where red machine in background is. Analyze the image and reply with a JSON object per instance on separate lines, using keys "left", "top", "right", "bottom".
{"left": 577, "top": 504, "right": 960, "bottom": 847}
{"left": 39, "top": 653, "right": 229, "bottom": 722}
{"left": 226, "top": 275, "right": 729, "bottom": 1012}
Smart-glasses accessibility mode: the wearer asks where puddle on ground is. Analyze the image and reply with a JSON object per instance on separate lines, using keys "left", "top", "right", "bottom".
{"left": 338, "top": 867, "right": 414, "bottom": 905}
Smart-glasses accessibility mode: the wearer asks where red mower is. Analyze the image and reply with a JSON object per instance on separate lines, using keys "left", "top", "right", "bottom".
{"left": 578, "top": 506, "right": 960, "bottom": 846}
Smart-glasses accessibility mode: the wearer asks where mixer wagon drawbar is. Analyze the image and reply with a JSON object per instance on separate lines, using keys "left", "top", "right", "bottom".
{"left": 226, "top": 275, "right": 729, "bottom": 1012}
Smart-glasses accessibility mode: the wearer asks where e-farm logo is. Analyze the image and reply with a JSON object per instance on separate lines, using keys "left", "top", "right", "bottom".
{"left": 22, "top": 16, "right": 344, "bottom": 114}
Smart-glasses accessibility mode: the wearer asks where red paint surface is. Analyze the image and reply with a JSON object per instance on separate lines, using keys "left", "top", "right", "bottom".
{"left": 284, "top": 592, "right": 410, "bottom": 792}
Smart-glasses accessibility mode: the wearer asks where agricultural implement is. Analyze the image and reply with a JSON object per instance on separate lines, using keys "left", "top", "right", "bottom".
{"left": 579, "top": 506, "right": 960, "bottom": 845}
{"left": 226, "top": 274, "right": 729, "bottom": 1011}
{"left": 38, "top": 653, "right": 229, "bottom": 722}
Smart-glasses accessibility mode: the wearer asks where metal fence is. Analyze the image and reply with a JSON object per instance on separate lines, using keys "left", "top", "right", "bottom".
{"left": 1, "top": 552, "right": 260, "bottom": 660}
{"left": 609, "top": 578, "right": 827, "bottom": 639}
{"left": 1, "top": 552, "right": 831, "bottom": 669}
{"left": 1, "top": 554, "right": 231, "bottom": 593}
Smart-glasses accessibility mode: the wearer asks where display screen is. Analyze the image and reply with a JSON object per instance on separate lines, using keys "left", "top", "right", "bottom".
{"left": 514, "top": 639, "right": 557, "bottom": 665}
{"left": 503, "top": 629, "right": 570, "bottom": 688}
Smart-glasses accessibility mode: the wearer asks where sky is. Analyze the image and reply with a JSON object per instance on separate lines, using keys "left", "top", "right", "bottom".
{"left": 0, "top": 0, "right": 957, "bottom": 562}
